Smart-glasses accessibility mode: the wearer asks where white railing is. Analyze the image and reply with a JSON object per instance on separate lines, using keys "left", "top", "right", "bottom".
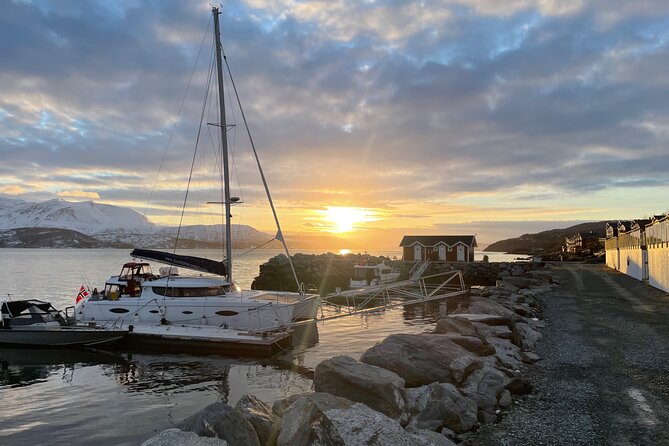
{"left": 409, "top": 260, "right": 431, "bottom": 280}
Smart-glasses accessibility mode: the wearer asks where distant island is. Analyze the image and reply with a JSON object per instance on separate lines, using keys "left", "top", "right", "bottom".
{"left": 484, "top": 221, "right": 606, "bottom": 255}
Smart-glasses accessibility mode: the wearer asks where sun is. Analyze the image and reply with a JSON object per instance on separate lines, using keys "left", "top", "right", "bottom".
{"left": 323, "top": 206, "right": 376, "bottom": 233}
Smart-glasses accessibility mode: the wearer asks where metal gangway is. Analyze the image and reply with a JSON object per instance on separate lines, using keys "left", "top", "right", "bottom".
{"left": 252, "top": 269, "right": 468, "bottom": 333}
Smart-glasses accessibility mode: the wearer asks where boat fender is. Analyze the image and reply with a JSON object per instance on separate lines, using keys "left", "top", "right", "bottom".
{"left": 133, "top": 313, "right": 140, "bottom": 323}
{"left": 128, "top": 324, "right": 134, "bottom": 332}
{"left": 201, "top": 316, "right": 207, "bottom": 325}
{"left": 160, "top": 317, "right": 172, "bottom": 325}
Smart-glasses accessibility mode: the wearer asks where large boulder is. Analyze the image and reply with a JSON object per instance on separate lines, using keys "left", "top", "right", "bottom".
{"left": 276, "top": 393, "right": 354, "bottom": 446}
{"left": 513, "top": 322, "right": 542, "bottom": 350}
{"left": 142, "top": 429, "right": 228, "bottom": 446}
{"left": 444, "top": 334, "right": 495, "bottom": 356}
{"left": 451, "top": 313, "right": 514, "bottom": 329}
{"left": 321, "top": 403, "right": 420, "bottom": 445}
{"left": 465, "top": 298, "right": 518, "bottom": 321}
{"left": 361, "top": 334, "right": 483, "bottom": 387}
{"left": 434, "top": 316, "right": 481, "bottom": 337}
{"left": 314, "top": 355, "right": 407, "bottom": 422}
{"left": 235, "top": 395, "right": 279, "bottom": 446}
{"left": 271, "top": 393, "right": 307, "bottom": 419}
{"left": 482, "top": 336, "right": 525, "bottom": 371}
{"left": 473, "top": 322, "right": 514, "bottom": 340}
{"left": 404, "top": 383, "right": 478, "bottom": 434}
{"left": 178, "top": 402, "right": 260, "bottom": 446}
{"left": 460, "top": 366, "right": 507, "bottom": 418}
{"left": 504, "top": 277, "right": 532, "bottom": 289}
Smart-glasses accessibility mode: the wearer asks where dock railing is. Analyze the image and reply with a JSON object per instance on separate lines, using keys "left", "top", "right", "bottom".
{"left": 250, "top": 269, "right": 467, "bottom": 333}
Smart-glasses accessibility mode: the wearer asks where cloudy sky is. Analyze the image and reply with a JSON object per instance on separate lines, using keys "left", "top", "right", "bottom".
{"left": 1, "top": 0, "right": 669, "bottom": 248}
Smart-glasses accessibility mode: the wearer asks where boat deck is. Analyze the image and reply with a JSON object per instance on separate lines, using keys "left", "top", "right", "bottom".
{"left": 123, "top": 323, "right": 292, "bottom": 357}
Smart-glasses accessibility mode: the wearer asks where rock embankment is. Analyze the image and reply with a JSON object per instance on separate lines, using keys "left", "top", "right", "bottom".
{"left": 143, "top": 262, "right": 559, "bottom": 445}
{"left": 252, "top": 252, "right": 550, "bottom": 294}
{"left": 251, "top": 253, "right": 403, "bottom": 294}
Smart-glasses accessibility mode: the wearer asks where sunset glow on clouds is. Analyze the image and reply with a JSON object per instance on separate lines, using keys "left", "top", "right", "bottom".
{"left": 2, "top": 0, "right": 669, "bottom": 247}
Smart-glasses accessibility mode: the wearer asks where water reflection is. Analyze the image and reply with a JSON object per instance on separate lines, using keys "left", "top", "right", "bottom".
{"left": 401, "top": 300, "right": 451, "bottom": 325}
{"left": 0, "top": 348, "right": 125, "bottom": 388}
{"left": 0, "top": 298, "right": 460, "bottom": 445}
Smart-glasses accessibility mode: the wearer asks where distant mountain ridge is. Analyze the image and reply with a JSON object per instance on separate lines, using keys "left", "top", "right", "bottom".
{"left": 484, "top": 221, "right": 607, "bottom": 254}
{"left": 0, "top": 197, "right": 356, "bottom": 250}
{"left": 0, "top": 197, "right": 153, "bottom": 234}
{"left": 0, "top": 197, "right": 273, "bottom": 248}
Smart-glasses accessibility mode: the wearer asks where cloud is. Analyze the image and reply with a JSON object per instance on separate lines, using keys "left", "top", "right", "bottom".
{"left": 57, "top": 190, "right": 101, "bottom": 199}
{"left": 1, "top": 0, "right": 669, "bottom": 242}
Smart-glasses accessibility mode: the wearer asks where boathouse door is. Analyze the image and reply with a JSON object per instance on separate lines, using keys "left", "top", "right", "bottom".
{"left": 457, "top": 245, "right": 465, "bottom": 262}
{"left": 438, "top": 244, "right": 446, "bottom": 260}
{"left": 414, "top": 244, "right": 422, "bottom": 261}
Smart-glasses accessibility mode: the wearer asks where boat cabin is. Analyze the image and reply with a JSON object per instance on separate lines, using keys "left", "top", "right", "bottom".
{"left": 350, "top": 262, "right": 400, "bottom": 287}
{"left": 1, "top": 300, "right": 66, "bottom": 328}
{"left": 100, "top": 276, "right": 238, "bottom": 301}
{"left": 100, "top": 262, "right": 155, "bottom": 299}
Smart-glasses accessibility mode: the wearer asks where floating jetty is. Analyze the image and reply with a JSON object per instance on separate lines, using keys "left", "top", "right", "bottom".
{"left": 123, "top": 323, "right": 292, "bottom": 357}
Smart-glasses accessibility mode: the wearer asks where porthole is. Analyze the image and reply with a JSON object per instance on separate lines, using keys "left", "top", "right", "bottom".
{"left": 215, "top": 310, "right": 239, "bottom": 316}
{"left": 109, "top": 308, "right": 130, "bottom": 314}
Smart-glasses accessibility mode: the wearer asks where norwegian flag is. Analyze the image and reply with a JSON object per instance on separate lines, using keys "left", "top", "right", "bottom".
{"left": 76, "top": 286, "right": 89, "bottom": 304}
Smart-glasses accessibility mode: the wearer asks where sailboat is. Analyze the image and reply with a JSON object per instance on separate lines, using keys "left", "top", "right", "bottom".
{"left": 75, "top": 7, "right": 319, "bottom": 332}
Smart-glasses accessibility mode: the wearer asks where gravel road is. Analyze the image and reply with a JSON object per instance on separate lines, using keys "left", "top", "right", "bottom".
{"left": 473, "top": 263, "right": 669, "bottom": 445}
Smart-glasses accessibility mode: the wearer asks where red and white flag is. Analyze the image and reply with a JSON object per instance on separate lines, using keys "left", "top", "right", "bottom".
{"left": 76, "top": 286, "right": 89, "bottom": 303}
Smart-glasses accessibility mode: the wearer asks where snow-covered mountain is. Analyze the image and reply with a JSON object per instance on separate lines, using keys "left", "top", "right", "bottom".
{"left": 0, "top": 198, "right": 273, "bottom": 248}
{"left": 0, "top": 197, "right": 154, "bottom": 235}
{"left": 94, "top": 224, "right": 274, "bottom": 248}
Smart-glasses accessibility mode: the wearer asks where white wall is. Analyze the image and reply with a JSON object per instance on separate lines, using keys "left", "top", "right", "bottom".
{"left": 618, "top": 247, "right": 644, "bottom": 281}
{"left": 648, "top": 246, "right": 669, "bottom": 292}
{"left": 605, "top": 238, "right": 619, "bottom": 270}
{"left": 605, "top": 249, "right": 618, "bottom": 270}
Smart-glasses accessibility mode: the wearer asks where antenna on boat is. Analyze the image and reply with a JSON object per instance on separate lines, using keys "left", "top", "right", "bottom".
{"left": 212, "top": 5, "right": 233, "bottom": 283}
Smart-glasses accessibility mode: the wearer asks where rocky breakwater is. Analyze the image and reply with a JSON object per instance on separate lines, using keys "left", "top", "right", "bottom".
{"left": 142, "top": 264, "right": 559, "bottom": 446}
{"left": 253, "top": 251, "right": 551, "bottom": 296}
{"left": 423, "top": 260, "right": 550, "bottom": 287}
{"left": 251, "top": 252, "right": 405, "bottom": 294}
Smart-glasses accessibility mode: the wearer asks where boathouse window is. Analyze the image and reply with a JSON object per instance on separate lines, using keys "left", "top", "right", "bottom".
{"left": 151, "top": 286, "right": 229, "bottom": 297}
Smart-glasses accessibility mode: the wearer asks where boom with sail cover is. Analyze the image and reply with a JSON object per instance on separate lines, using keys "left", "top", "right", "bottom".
{"left": 130, "top": 249, "right": 227, "bottom": 277}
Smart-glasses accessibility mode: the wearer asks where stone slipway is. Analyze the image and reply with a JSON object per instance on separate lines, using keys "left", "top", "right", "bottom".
{"left": 472, "top": 263, "right": 669, "bottom": 446}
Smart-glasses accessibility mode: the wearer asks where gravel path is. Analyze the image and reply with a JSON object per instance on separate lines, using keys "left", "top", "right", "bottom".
{"left": 473, "top": 263, "right": 669, "bottom": 445}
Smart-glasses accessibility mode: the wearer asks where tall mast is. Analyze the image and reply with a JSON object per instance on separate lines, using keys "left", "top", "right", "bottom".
{"left": 212, "top": 6, "right": 233, "bottom": 283}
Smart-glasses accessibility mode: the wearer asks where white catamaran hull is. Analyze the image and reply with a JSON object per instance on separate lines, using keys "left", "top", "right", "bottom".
{"left": 76, "top": 294, "right": 319, "bottom": 330}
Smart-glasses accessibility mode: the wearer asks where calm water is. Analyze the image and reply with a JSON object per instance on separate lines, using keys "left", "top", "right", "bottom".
{"left": 0, "top": 248, "right": 517, "bottom": 445}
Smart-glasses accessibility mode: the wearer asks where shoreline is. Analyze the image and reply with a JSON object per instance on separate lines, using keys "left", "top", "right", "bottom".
{"left": 143, "top": 260, "right": 558, "bottom": 445}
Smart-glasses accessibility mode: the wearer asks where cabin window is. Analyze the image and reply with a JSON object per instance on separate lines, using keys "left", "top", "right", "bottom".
{"left": 151, "top": 286, "right": 229, "bottom": 297}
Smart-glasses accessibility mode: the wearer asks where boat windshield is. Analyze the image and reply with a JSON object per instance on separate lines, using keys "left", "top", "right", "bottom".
{"left": 151, "top": 286, "right": 230, "bottom": 297}
{"left": 352, "top": 268, "right": 377, "bottom": 281}
{"left": 119, "top": 263, "right": 153, "bottom": 280}
{"left": 10, "top": 305, "right": 65, "bottom": 326}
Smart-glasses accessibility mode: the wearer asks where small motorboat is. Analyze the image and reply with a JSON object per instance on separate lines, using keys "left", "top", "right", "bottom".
{"left": 0, "top": 299, "right": 127, "bottom": 347}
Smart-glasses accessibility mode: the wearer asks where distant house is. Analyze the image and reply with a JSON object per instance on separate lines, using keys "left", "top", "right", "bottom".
{"left": 400, "top": 235, "right": 477, "bottom": 262}
{"left": 564, "top": 231, "right": 600, "bottom": 254}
